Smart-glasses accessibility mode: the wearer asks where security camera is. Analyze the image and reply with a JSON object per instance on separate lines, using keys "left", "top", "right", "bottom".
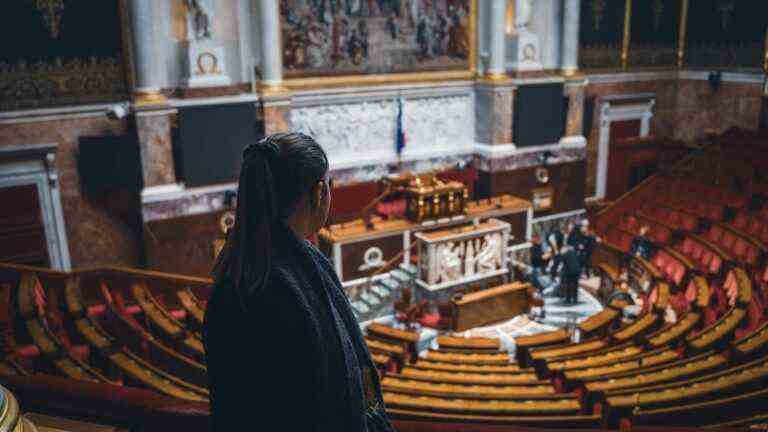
{"left": 106, "top": 103, "right": 129, "bottom": 120}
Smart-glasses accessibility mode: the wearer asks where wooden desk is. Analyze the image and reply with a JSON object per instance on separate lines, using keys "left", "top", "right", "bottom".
{"left": 318, "top": 195, "right": 532, "bottom": 285}
{"left": 451, "top": 282, "right": 530, "bottom": 332}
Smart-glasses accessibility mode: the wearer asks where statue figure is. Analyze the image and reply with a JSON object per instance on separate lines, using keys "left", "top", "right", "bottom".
{"left": 515, "top": 0, "right": 532, "bottom": 32}
{"left": 185, "top": 0, "right": 214, "bottom": 40}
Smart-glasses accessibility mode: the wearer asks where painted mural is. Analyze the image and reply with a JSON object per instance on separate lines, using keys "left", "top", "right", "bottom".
{"left": 280, "top": 0, "right": 472, "bottom": 77}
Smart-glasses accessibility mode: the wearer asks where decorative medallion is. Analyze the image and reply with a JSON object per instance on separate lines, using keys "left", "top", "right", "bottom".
{"left": 358, "top": 247, "right": 385, "bottom": 271}
{"left": 33, "top": 0, "right": 66, "bottom": 39}
{"left": 651, "top": 0, "right": 664, "bottom": 30}
{"left": 591, "top": 0, "right": 606, "bottom": 31}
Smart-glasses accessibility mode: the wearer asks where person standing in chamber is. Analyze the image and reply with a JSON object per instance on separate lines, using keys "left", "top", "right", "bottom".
{"left": 630, "top": 225, "right": 655, "bottom": 260}
{"left": 528, "top": 234, "right": 549, "bottom": 292}
{"left": 561, "top": 245, "right": 582, "bottom": 305}
{"left": 204, "top": 132, "right": 395, "bottom": 432}
{"left": 547, "top": 226, "right": 565, "bottom": 277}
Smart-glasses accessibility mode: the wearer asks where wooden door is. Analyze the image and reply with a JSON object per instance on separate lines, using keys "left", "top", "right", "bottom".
{"left": 0, "top": 184, "right": 49, "bottom": 267}
{"left": 606, "top": 120, "right": 641, "bottom": 200}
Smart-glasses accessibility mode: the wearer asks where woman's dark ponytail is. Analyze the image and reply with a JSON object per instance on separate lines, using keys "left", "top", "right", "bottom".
{"left": 212, "top": 132, "right": 328, "bottom": 309}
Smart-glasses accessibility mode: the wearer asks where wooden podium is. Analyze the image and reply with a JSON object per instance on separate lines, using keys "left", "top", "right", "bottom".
{"left": 451, "top": 282, "right": 530, "bottom": 331}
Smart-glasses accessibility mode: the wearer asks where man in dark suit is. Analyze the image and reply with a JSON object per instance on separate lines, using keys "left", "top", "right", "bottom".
{"left": 561, "top": 245, "right": 582, "bottom": 305}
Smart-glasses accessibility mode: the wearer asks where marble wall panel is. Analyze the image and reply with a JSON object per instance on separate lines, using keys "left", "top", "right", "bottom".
{"left": 0, "top": 117, "right": 142, "bottom": 268}
{"left": 290, "top": 94, "right": 474, "bottom": 173}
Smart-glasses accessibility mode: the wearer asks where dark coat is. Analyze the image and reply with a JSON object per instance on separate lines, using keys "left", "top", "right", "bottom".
{"left": 561, "top": 247, "right": 583, "bottom": 278}
{"left": 203, "top": 225, "right": 393, "bottom": 431}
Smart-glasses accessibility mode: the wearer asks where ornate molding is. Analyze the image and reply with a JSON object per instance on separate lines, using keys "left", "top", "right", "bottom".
{"left": 0, "top": 57, "right": 129, "bottom": 111}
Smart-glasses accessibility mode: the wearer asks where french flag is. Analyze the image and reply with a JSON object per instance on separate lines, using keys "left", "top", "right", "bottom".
{"left": 396, "top": 96, "right": 406, "bottom": 157}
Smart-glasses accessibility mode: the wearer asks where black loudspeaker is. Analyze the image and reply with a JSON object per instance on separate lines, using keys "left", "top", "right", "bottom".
{"left": 177, "top": 103, "right": 262, "bottom": 187}
{"left": 78, "top": 135, "right": 142, "bottom": 196}
{"left": 513, "top": 83, "right": 566, "bottom": 147}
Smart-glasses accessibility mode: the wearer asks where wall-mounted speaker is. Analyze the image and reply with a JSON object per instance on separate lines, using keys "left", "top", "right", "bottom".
{"left": 78, "top": 135, "right": 142, "bottom": 196}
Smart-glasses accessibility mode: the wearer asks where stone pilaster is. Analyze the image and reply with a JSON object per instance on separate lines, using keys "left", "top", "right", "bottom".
{"left": 127, "top": 0, "right": 166, "bottom": 105}
{"left": 561, "top": 0, "right": 581, "bottom": 75}
{"left": 475, "top": 82, "right": 515, "bottom": 147}
{"left": 136, "top": 108, "right": 177, "bottom": 191}
{"left": 261, "top": 90, "right": 292, "bottom": 135}
{"left": 561, "top": 78, "right": 587, "bottom": 145}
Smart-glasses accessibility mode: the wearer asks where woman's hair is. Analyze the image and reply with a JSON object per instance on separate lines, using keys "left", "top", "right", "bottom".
{"left": 212, "top": 132, "right": 329, "bottom": 308}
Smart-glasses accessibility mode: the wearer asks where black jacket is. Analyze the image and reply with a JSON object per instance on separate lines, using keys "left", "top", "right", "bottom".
{"left": 204, "top": 225, "right": 393, "bottom": 431}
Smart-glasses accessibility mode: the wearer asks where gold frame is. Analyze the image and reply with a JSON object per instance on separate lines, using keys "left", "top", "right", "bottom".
{"left": 282, "top": 0, "right": 478, "bottom": 90}
{"left": 531, "top": 187, "right": 554, "bottom": 211}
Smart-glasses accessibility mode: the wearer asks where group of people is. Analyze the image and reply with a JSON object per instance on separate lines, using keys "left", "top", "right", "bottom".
{"left": 528, "top": 219, "right": 599, "bottom": 305}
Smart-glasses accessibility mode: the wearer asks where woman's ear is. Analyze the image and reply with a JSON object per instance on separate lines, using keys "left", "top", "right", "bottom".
{"left": 312, "top": 181, "right": 324, "bottom": 209}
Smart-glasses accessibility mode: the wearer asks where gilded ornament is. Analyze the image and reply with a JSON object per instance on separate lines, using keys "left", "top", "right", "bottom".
{"left": 33, "top": 0, "right": 65, "bottom": 39}
{"left": 591, "top": 0, "right": 606, "bottom": 31}
{"left": 651, "top": 0, "right": 664, "bottom": 30}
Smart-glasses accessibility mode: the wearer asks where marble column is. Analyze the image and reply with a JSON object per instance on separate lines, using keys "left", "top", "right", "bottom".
{"left": 475, "top": 83, "right": 515, "bottom": 146}
{"left": 257, "top": 0, "right": 283, "bottom": 87}
{"left": 486, "top": 0, "right": 508, "bottom": 78}
{"left": 561, "top": 0, "right": 581, "bottom": 75}
{"left": 136, "top": 109, "right": 178, "bottom": 192}
{"left": 561, "top": 78, "right": 587, "bottom": 145}
{"left": 127, "top": 0, "right": 166, "bottom": 104}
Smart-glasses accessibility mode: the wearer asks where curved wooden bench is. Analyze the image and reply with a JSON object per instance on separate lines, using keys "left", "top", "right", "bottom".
{"left": 578, "top": 307, "right": 621, "bottom": 339}
{"left": 17, "top": 274, "right": 113, "bottom": 384}
{"left": 686, "top": 307, "right": 746, "bottom": 353}
{"left": 423, "top": 350, "right": 510, "bottom": 366}
{"left": 630, "top": 385, "right": 768, "bottom": 428}
{"left": 65, "top": 278, "right": 208, "bottom": 394}
{"left": 97, "top": 282, "right": 208, "bottom": 387}
{"left": 733, "top": 321, "right": 768, "bottom": 360}
{"left": 611, "top": 312, "right": 661, "bottom": 344}
{"left": 387, "top": 408, "right": 602, "bottom": 428}
{"left": 605, "top": 357, "right": 768, "bottom": 412}
{"left": 514, "top": 329, "right": 570, "bottom": 367}
{"left": 436, "top": 336, "right": 501, "bottom": 352}
{"left": 177, "top": 289, "right": 205, "bottom": 328}
{"left": 130, "top": 284, "right": 204, "bottom": 361}
{"left": 399, "top": 367, "right": 543, "bottom": 386}
{"left": 411, "top": 360, "right": 523, "bottom": 374}
{"left": 382, "top": 391, "right": 582, "bottom": 416}
{"left": 646, "top": 312, "right": 701, "bottom": 348}
{"left": 381, "top": 375, "right": 557, "bottom": 400}
{"left": 545, "top": 344, "right": 645, "bottom": 373}
{"left": 564, "top": 348, "right": 680, "bottom": 383}
{"left": 584, "top": 352, "right": 728, "bottom": 394}
{"left": 530, "top": 339, "right": 608, "bottom": 364}
{"left": 367, "top": 323, "right": 419, "bottom": 363}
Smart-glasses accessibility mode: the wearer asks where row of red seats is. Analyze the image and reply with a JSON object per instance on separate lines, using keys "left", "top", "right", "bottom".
{"left": 604, "top": 228, "right": 633, "bottom": 253}
{"left": 731, "top": 211, "right": 768, "bottom": 246}
{"left": 675, "top": 237, "right": 723, "bottom": 276}
{"left": 640, "top": 203, "right": 697, "bottom": 232}
{"left": 656, "top": 194, "right": 724, "bottom": 221}
{"left": 704, "top": 225, "right": 760, "bottom": 267}
{"left": 651, "top": 249, "right": 687, "bottom": 286}
{"left": 618, "top": 216, "right": 672, "bottom": 244}
{"left": 660, "top": 178, "right": 748, "bottom": 210}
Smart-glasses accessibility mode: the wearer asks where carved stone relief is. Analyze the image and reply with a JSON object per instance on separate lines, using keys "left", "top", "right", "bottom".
{"left": 290, "top": 94, "right": 474, "bottom": 170}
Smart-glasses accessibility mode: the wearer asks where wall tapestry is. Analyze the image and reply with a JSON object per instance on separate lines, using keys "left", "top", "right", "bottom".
{"left": 280, "top": 0, "right": 473, "bottom": 78}
{"left": 0, "top": 0, "right": 130, "bottom": 111}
